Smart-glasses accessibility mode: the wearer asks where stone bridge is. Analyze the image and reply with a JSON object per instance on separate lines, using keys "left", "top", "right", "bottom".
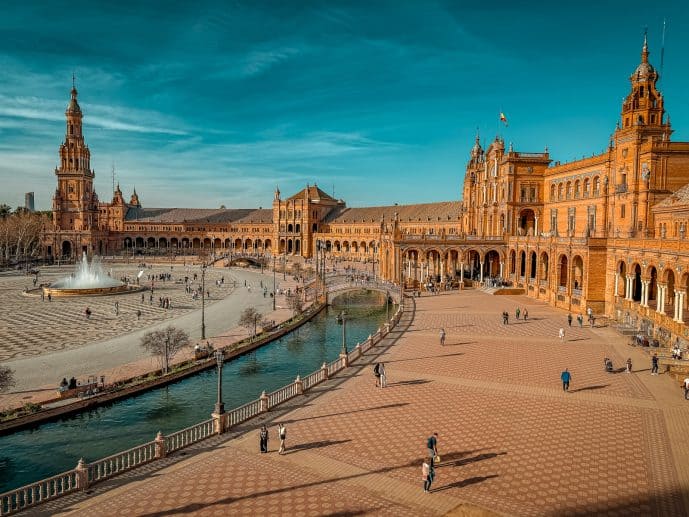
{"left": 326, "top": 279, "right": 402, "bottom": 306}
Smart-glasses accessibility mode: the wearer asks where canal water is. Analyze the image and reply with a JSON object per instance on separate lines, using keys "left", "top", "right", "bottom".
{"left": 0, "top": 303, "right": 389, "bottom": 493}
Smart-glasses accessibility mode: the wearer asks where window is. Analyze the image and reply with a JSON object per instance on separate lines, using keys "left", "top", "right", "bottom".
{"left": 550, "top": 184, "right": 556, "bottom": 200}
{"left": 550, "top": 209, "right": 557, "bottom": 233}
{"left": 567, "top": 208, "right": 576, "bottom": 234}
{"left": 620, "top": 205, "right": 626, "bottom": 219}
{"left": 593, "top": 177, "right": 600, "bottom": 195}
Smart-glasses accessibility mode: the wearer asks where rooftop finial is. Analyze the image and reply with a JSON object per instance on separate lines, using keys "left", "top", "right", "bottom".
{"left": 641, "top": 28, "right": 649, "bottom": 63}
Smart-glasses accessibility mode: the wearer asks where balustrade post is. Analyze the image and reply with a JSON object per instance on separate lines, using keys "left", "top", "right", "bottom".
{"left": 295, "top": 375, "right": 304, "bottom": 395}
{"left": 154, "top": 431, "right": 167, "bottom": 458}
{"left": 75, "top": 458, "right": 89, "bottom": 490}
{"left": 259, "top": 390, "right": 269, "bottom": 412}
{"left": 355, "top": 342, "right": 361, "bottom": 357}
{"left": 321, "top": 361, "right": 329, "bottom": 380}
{"left": 339, "top": 351, "right": 349, "bottom": 368}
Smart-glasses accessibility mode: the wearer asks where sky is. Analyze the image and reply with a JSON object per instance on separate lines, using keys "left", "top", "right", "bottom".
{"left": 1, "top": 0, "right": 688, "bottom": 211}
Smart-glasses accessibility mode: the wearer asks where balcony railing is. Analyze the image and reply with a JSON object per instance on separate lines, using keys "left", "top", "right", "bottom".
{"left": 615, "top": 183, "right": 628, "bottom": 194}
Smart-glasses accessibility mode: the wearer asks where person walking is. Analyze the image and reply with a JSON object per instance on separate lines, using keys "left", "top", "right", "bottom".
{"left": 373, "top": 362, "right": 381, "bottom": 387}
{"left": 439, "top": 328, "right": 446, "bottom": 346}
{"left": 422, "top": 458, "right": 435, "bottom": 493}
{"left": 115, "top": 301, "right": 119, "bottom": 316}
{"left": 426, "top": 432, "right": 439, "bottom": 467}
{"left": 259, "top": 424, "right": 269, "bottom": 453}
{"left": 559, "top": 327, "right": 565, "bottom": 342}
{"left": 567, "top": 313, "right": 572, "bottom": 327}
{"left": 516, "top": 307, "right": 521, "bottom": 320}
{"left": 577, "top": 314, "right": 583, "bottom": 327}
{"left": 651, "top": 353, "right": 659, "bottom": 375}
{"left": 683, "top": 376, "right": 689, "bottom": 399}
{"left": 137, "top": 309, "right": 141, "bottom": 320}
{"left": 379, "top": 362, "right": 387, "bottom": 388}
{"left": 523, "top": 309, "right": 528, "bottom": 321}
{"left": 626, "top": 358, "right": 633, "bottom": 373}
{"left": 278, "top": 423, "right": 286, "bottom": 454}
{"left": 561, "top": 368, "right": 571, "bottom": 391}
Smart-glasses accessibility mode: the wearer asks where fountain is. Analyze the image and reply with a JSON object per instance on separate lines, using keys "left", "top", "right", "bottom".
{"left": 44, "top": 253, "right": 133, "bottom": 297}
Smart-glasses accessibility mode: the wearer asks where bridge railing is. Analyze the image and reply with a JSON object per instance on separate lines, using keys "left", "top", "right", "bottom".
{"left": 0, "top": 295, "right": 406, "bottom": 516}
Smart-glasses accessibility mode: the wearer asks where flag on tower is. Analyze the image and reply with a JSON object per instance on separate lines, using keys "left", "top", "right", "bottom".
{"left": 499, "top": 112, "right": 508, "bottom": 126}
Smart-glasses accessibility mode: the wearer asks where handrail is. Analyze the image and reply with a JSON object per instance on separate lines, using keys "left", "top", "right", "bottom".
{"left": 0, "top": 290, "right": 408, "bottom": 515}
{"left": 165, "top": 419, "right": 214, "bottom": 454}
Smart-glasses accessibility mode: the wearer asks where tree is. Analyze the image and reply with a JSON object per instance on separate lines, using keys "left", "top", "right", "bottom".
{"left": 0, "top": 211, "right": 46, "bottom": 267}
{"left": 0, "top": 365, "right": 15, "bottom": 393}
{"left": 239, "top": 307, "right": 264, "bottom": 338}
{"left": 140, "top": 326, "right": 190, "bottom": 374}
{"left": 286, "top": 291, "right": 304, "bottom": 315}
{"left": 0, "top": 204, "right": 11, "bottom": 219}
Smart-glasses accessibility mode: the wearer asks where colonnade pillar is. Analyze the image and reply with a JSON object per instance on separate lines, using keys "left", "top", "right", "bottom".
{"left": 614, "top": 272, "right": 620, "bottom": 298}
{"left": 479, "top": 261, "right": 484, "bottom": 283}
{"left": 656, "top": 284, "right": 666, "bottom": 314}
{"left": 641, "top": 280, "right": 650, "bottom": 307}
{"left": 674, "top": 289, "right": 685, "bottom": 322}
{"left": 499, "top": 261, "right": 504, "bottom": 279}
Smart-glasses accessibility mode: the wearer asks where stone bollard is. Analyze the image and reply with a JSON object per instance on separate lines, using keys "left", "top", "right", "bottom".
{"left": 259, "top": 390, "right": 269, "bottom": 412}
{"left": 75, "top": 458, "right": 89, "bottom": 490}
{"left": 321, "top": 362, "right": 329, "bottom": 380}
{"left": 154, "top": 431, "right": 166, "bottom": 459}
{"left": 385, "top": 323, "right": 391, "bottom": 334}
{"left": 368, "top": 334, "right": 373, "bottom": 346}
{"left": 295, "top": 375, "right": 304, "bottom": 395}
{"left": 339, "top": 351, "right": 349, "bottom": 368}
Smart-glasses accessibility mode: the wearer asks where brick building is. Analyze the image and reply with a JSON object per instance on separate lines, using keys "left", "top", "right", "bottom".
{"left": 41, "top": 38, "right": 689, "bottom": 344}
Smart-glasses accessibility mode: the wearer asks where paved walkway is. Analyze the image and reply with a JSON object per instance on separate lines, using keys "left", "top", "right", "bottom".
{"left": 42, "top": 289, "right": 689, "bottom": 516}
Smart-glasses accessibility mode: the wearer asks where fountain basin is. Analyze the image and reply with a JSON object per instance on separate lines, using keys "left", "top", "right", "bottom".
{"left": 42, "top": 284, "right": 140, "bottom": 297}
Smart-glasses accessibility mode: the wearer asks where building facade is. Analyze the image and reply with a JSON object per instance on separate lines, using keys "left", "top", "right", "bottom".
{"left": 41, "top": 38, "right": 689, "bottom": 344}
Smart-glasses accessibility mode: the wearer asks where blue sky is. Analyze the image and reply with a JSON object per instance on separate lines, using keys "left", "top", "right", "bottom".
{"left": 1, "top": 0, "right": 688, "bottom": 210}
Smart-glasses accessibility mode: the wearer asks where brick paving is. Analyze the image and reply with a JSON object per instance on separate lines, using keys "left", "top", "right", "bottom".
{"left": 47, "top": 289, "right": 689, "bottom": 516}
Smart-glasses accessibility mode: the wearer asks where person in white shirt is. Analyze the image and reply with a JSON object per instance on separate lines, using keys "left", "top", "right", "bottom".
{"left": 683, "top": 377, "right": 689, "bottom": 399}
{"left": 379, "top": 363, "right": 387, "bottom": 388}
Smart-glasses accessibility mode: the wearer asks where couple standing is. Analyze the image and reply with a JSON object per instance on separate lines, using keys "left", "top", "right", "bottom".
{"left": 259, "top": 423, "right": 287, "bottom": 454}
{"left": 373, "top": 362, "right": 387, "bottom": 387}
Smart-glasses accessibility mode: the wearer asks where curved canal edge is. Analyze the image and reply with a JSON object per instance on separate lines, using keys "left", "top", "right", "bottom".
{"left": 0, "top": 301, "right": 326, "bottom": 437}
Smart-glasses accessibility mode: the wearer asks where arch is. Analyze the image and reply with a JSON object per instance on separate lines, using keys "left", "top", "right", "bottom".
{"left": 558, "top": 183, "right": 564, "bottom": 199}
{"left": 485, "top": 250, "right": 501, "bottom": 277}
{"left": 203, "top": 238, "right": 211, "bottom": 249}
{"left": 663, "top": 268, "right": 676, "bottom": 314}
{"left": 170, "top": 237, "right": 179, "bottom": 248}
{"left": 342, "top": 241, "right": 350, "bottom": 253}
{"left": 181, "top": 238, "right": 190, "bottom": 249}
{"left": 558, "top": 254, "right": 568, "bottom": 287}
{"left": 147, "top": 237, "right": 156, "bottom": 248}
{"left": 334, "top": 240, "right": 340, "bottom": 252}
{"left": 566, "top": 181, "right": 572, "bottom": 198}
{"left": 214, "top": 238, "right": 222, "bottom": 249}
{"left": 617, "top": 260, "right": 627, "bottom": 297}
{"left": 519, "top": 250, "right": 526, "bottom": 277}
{"left": 518, "top": 209, "right": 536, "bottom": 236}
{"left": 325, "top": 240, "right": 332, "bottom": 252}
{"left": 550, "top": 184, "right": 556, "bottom": 200}
{"left": 509, "top": 249, "right": 516, "bottom": 275}
{"left": 351, "top": 242, "right": 358, "bottom": 253}
{"left": 159, "top": 237, "right": 168, "bottom": 248}
{"left": 192, "top": 238, "right": 201, "bottom": 249}
{"left": 583, "top": 177, "right": 590, "bottom": 195}
{"left": 263, "top": 239, "right": 272, "bottom": 252}
{"left": 135, "top": 237, "right": 145, "bottom": 248}
{"left": 539, "top": 251, "right": 549, "bottom": 281}
{"left": 360, "top": 241, "right": 367, "bottom": 254}
{"left": 279, "top": 239, "right": 286, "bottom": 253}
{"left": 124, "top": 237, "right": 133, "bottom": 248}
{"left": 295, "top": 223, "right": 301, "bottom": 233}
{"left": 593, "top": 176, "right": 600, "bottom": 195}
{"left": 572, "top": 255, "right": 584, "bottom": 291}
{"left": 234, "top": 238, "right": 242, "bottom": 250}
{"left": 61, "top": 240, "right": 72, "bottom": 257}
{"left": 287, "top": 223, "right": 293, "bottom": 233}
{"left": 574, "top": 180, "right": 581, "bottom": 198}
{"left": 244, "top": 238, "right": 252, "bottom": 251}
{"left": 631, "top": 263, "right": 642, "bottom": 302}
{"left": 647, "top": 266, "right": 658, "bottom": 307}
{"left": 295, "top": 239, "right": 301, "bottom": 253}
{"left": 287, "top": 239, "right": 293, "bottom": 254}
{"left": 255, "top": 239, "right": 263, "bottom": 250}
{"left": 529, "top": 250, "right": 537, "bottom": 279}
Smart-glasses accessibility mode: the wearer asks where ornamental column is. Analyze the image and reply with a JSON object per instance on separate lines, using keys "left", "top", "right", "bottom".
{"left": 479, "top": 261, "right": 484, "bottom": 283}
{"left": 460, "top": 262, "right": 464, "bottom": 283}
{"left": 641, "top": 280, "right": 649, "bottom": 307}
{"left": 499, "top": 261, "right": 505, "bottom": 278}
{"left": 626, "top": 275, "right": 634, "bottom": 300}
{"left": 614, "top": 272, "right": 620, "bottom": 298}
{"left": 676, "top": 290, "right": 686, "bottom": 322}
{"left": 656, "top": 284, "right": 666, "bottom": 314}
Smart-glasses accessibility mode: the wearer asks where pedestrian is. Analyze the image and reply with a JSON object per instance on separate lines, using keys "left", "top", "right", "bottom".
{"left": 651, "top": 353, "right": 659, "bottom": 375}
{"left": 278, "top": 423, "right": 286, "bottom": 454}
{"left": 516, "top": 307, "right": 521, "bottom": 320}
{"left": 141, "top": 293, "right": 144, "bottom": 303}
{"left": 422, "top": 458, "right": 435, "bottom": 493}
{"left": 48, "top": 292, "right": 52, "bottom": 302}
{"left": 41, "top": 291, "right": 45, "bottom": 301}
{"left": 439, "top": 328, "right": 446, "bottom": 346}
{"left": 373, "top": 362, "right": 381, "bottom": 387}
{"left": 523, "top": 309, "right": 528, "bottom": 321}
{"left": 626, "top": 357, "right": 632, "bottom": 373}
{"left": 561, "top": 368, "right": 571, "bottom": 391}
{"left": 577, "top": 314, "right": 583, "bottom": 327}
{"left": 426, "top": 432, "right": 439, "bottom": 467}
{"left": 259, "top": 424, "right": 269, "bottom": 453}
{"left": 559, "top": 328, "right": 565, "bottom": 342}
{"left": 115, "top": 301, "right": 119, "bottom": 315}
{"left": 683, "top": 376, "right": 689, "bottom": 399}
{"left": 136, "top": 309, "right": 142, "bottom": 320}
{"left": 567, "top": 313, "right": 572, "bottom": 327}
{"left": 379, "top": 362, "right": 387, "bottom": 388}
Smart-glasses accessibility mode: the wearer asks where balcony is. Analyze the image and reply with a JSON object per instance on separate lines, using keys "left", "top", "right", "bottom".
{"left": 615, "top": 183, "right": 628, "bottom": 194}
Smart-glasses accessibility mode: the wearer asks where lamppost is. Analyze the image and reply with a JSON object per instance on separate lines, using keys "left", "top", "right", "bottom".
{"left": 386, "top": 289, "right": 390, "bottom": 321}
{"left": 214, "top": 350, "right": 225, "bottom": 415}
{"left": 201, "top": 263, "right": 207, "bottom": 340}
{"left": 340, "top": 310, "right": 347, "bottom": 354}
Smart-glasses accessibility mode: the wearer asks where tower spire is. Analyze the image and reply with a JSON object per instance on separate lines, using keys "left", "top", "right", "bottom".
{"left": 641, "top": 28, "right": 649, "bottom": 63}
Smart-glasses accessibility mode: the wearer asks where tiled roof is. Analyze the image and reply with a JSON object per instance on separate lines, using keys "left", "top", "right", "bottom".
{"left": 125, "top": 207, "right": 264, "bottom": 223}
{"left": 653, "top": 183, "right": 689, "bottom": 209}
{"left": 325, "top": 201, "right": 462, "bottom": 224}
{"left": 287, "top": 185, "right": 339, "bottom": 202}
{"left": 234, "top": 209, "right": 274, "bottom": 224}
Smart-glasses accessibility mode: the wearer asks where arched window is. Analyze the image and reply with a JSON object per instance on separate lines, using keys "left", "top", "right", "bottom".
{"left": 593, "top": 177, "right": 600, "bottom": 195}
{"left": 550, "top": 184, "right": 556, "bottom": 200}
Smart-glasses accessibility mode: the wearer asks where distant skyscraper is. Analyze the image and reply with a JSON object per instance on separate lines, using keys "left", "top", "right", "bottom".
{"left": 25, "top": 192, "right": 35, "bottom": 212}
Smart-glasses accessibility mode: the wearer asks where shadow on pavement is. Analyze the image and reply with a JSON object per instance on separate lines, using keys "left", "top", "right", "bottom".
{"left": 433, "top": 474, "right": 499, "bottom": 492}
{"left": 439, "top": 451, "right": 507, "bottom": 468}
{"left": 388, "top": 379, "right": 430, "bottom": 386}
{"left": 283, "top": 402, "right": 410, "bottom": 424}
{"left": 570, "top": 384, "right": 609, "bottom": 393}
{"left": 386, "top": 352, "right": 464, "bottom": 363}
{"left": 285, "top": 439, "right": 351, "bottom": 453}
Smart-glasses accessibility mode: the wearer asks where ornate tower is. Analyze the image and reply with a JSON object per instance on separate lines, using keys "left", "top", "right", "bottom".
{"left": 50, "top": 81, "right": 100, "bottom": 256}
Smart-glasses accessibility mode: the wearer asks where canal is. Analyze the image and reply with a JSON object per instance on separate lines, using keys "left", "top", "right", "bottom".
{"left": 0, "top": 302, "right": 389, "bottom": 493}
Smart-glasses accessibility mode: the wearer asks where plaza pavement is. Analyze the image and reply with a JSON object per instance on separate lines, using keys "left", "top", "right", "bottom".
{"left": 0, "top": 264, "right": 300, "bottom": 409}
{"left": 40, "top": 288, "right": 689, "bottom": 516}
